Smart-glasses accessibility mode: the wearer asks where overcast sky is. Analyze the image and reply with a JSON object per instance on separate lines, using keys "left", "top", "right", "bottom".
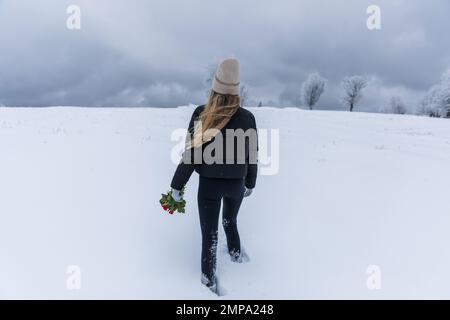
{"left": 0, "top": 0, "right": 449, "bottom": 110}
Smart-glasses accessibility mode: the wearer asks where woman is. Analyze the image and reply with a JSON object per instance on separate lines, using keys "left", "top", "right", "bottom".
{"left": 170, "top": 58, "right": 258, "bottom": 295}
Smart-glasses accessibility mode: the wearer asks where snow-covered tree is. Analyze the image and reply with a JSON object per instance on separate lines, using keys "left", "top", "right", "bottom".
{"left": 442, "top": 89, "right": 450, "bottom": 118}
{"left": 204, "top": 65, "right": 217, "bottom": 98}
{"left": 341, "top": 76, "right": 368, "bottom": 112}
{"left": 300, "top": 73, "right": 327, "bottom": 110}
{"left": 419, "top": 85, "right": 442, "bottom": 117}
{"left": 388, "top": 96, "right": 407, "bottom": 115}
{"left": 419, "top": 69, "right": 450, "bottom": 118}
{"left": 240, "top": 84, "right": 249, "bottom": 107}
{"left": 439, "top": 70, "right": 450, "bottom": 118}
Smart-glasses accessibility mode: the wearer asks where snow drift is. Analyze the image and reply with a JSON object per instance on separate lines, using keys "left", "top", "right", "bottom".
{"left": 1, "top": 106, "right": 450, "bottom": 299}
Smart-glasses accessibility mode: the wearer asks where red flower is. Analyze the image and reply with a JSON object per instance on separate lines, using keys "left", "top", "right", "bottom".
{"left": 160, "top": 187, "right": 186, "bottom": 215}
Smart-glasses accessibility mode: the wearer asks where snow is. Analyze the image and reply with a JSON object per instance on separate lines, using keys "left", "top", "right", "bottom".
{"left": 1, "top": 106, "right": 450, "bottom": 299}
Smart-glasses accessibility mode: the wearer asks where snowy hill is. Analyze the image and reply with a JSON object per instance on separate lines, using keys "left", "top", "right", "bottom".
{"left": 1, "top": 106, "right": 450, "bottom": 299}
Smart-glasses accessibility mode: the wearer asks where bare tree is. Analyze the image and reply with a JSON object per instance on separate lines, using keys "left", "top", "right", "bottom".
{"left": 341, "top": 76, "right": 368, "bottom": 112}
{"left": 204, "top": 64, "right": 217, "bottom": 98}
{"left": 301, "top": 73, "right": 327, "bottom": 110}
{"left": 240, "top": 84, "right": 249, "bottom": 107}
{"left": 389, "top": 96, "right": 407, "bottom": 114}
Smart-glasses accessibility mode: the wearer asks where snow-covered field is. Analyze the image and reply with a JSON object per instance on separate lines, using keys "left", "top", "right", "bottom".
{"left": 1, "top": 106, "right": 450, "bottom": 299}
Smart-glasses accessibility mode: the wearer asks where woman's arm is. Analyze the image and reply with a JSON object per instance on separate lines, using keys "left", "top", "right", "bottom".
{"left": 245, "top": 115, "right": 258, "bottom": 189}
{"left": 170, "top": 107, "right": 202, "bottom": 191}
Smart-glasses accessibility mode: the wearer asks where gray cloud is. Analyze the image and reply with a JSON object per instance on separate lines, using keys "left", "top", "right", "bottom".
{"left": 0, "top": 0, "right": 449, "bottom": 109}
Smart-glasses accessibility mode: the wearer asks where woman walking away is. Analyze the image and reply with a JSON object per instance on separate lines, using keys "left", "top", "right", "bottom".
{"left": 170, "top": 58, "right": 258, "bottom": 296}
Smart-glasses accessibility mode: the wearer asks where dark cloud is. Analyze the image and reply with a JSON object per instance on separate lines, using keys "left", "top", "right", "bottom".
{"left": 0, "top": 0, "right": 449, "bottom": 109}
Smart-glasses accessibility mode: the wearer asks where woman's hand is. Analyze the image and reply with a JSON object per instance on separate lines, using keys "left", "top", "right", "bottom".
{"left": 171, "top": 188, "right": 183, "bottom": 202}
{"left": 243, "top": 187, "right": 253, "bottom": 197}
{"left": 160, "top": 188, "right": 186, "bottom": 214}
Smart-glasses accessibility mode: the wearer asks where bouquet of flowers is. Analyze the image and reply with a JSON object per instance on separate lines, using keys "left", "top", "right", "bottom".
{"left": 159, "top": 187, "right": 186, "bottom": 214}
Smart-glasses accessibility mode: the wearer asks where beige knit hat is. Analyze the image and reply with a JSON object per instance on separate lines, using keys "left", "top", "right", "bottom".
{"left": 212, "top": 58, "right": 240, "bottom": 95}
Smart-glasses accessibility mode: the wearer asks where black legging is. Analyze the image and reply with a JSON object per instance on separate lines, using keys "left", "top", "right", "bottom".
{"left": 197, "top": 176, "right": 245, "bottom": 285}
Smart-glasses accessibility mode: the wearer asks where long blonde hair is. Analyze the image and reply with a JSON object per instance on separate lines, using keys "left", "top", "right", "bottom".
{"left": 188, "top": 91, "right": 240, "bottom": 149}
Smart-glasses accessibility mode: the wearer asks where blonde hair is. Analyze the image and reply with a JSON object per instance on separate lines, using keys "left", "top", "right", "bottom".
{"left": 188, "top": 91, "right": 240, "bottom": 149}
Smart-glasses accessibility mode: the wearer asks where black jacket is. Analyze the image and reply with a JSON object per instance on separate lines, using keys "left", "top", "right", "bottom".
{"left": 171, "top": 105, "right": 258, "bottom": 190}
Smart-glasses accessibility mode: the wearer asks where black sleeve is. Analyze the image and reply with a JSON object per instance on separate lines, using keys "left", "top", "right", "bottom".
{"left": 170, "top": 108, "right": 200, "bottom": 190}
{"left": 245, "top": 116, "right": 258, "bottom": 189}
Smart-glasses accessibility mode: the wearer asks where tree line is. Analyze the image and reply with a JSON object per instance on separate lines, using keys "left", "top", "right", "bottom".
{"left": 296, "top": 69, "right": 450, "bottom": 118}
{"left": 204, "top": 64, "right": 450, "bottom": 118}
